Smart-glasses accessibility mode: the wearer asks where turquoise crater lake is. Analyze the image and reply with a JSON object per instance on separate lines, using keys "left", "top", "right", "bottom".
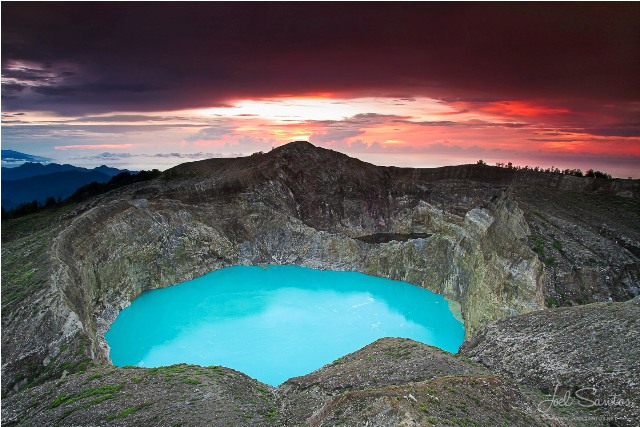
{"left": 105, "top": 265, "right": 465, "bottom": 386}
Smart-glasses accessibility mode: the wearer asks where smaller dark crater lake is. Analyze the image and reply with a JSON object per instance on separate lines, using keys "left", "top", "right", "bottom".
{"left": 355, "top": 232, "right": 433, "bottom": 244}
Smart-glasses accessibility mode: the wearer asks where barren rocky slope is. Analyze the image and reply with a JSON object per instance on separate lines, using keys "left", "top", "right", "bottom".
{"left": 4, "top": 333, "right": 636, "bottom": 426}
{"left": 461, "top": 298, "right": 640, "bottom": 425}
{"left": 2, "top": 141, "right": 639, "bottom": 425}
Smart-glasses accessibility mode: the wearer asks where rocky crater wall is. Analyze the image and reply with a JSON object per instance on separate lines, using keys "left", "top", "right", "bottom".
{"left": 51, "top": 177, "right": 545, "bottom": 371}
{"left": 2, "top": 142, "right": 638, "bottom": 397}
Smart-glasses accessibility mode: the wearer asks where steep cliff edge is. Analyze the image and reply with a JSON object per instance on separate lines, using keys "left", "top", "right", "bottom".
{"left": 2, "top": 142, "right": 639, "bottom": 421}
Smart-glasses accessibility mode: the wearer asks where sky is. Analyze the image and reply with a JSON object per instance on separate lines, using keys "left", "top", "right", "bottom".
{"left": 2, "top": 3, "right": 640, "bottom": 177}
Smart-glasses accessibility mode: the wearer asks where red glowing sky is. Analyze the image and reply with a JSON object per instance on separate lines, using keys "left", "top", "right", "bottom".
{"left": 2, "top": 3, "right": 639, "bottom": 177}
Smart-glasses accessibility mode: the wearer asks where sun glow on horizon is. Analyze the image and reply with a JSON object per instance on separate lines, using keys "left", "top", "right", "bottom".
{"left": 3, "top": 94, "right": 639, "bottom": 178}
{"left": 191, "top": 96, "right": 467, "bottom": 123}
{"left": 195, "top": 97, "right": 364, "bottom": 122}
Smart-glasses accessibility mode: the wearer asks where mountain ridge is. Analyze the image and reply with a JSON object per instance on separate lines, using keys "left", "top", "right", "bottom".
{"left": 2, "top": 162, "right": 130, "bottom": 181}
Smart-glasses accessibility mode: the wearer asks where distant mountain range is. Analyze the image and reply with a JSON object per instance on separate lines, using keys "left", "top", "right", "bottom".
{"left": 2, "top": 162, "right": 126, "bottom": 181}
{"left": 2, "top": 155, "right": 132, "bottom": 210}
{"left": 1, "top": 149, "right": 52, "bottom": 167}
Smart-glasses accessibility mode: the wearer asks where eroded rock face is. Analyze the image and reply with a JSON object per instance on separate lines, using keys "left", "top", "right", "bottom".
{"left": 278, "top": 338, "right": 491, "bottom": 425}
{"left": 300, "top": 376, "right": 551, "bottom": 427}
{"left": 516, "top": 187, "right": 640, "bottom": 306}
{"left": 461, "top": 298, "right": 640, "bottom": 426}
{"left": 1, "top": 364, "right": 278, "bottom": 427}
{"left": 54, "top": 145, "right": 545, "bottom": 361}
{"left": 1, "top": 338, "right": 610, "bottom": 426}
{"left": 2, "top": 142, "right": 638, "bottom": 411}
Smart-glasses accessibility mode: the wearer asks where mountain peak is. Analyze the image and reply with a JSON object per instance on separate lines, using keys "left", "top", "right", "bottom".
{"left": 268, "top": 141, "right": 352, "bottom": 163}
{"left": 271, "top": 140, "right": 320, "bottom": 154}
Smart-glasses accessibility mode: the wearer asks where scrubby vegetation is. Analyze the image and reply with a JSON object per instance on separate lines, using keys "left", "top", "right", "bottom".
{"left": 477, "top": 158, "right": 614, "bottom": 179}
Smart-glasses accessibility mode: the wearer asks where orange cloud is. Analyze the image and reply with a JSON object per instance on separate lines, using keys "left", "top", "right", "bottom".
{"left": 462, "top": 101, "right": 571, "bottom": 119}
{"left": 540, "top": 141, "right": 586, "bottom": 152}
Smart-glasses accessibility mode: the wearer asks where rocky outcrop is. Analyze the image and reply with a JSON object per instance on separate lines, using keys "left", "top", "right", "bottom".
{"left": 279, "top": 337, "right": 501, "bottom": 425}
{"left": 515, "top": 186, "right": 640, "bottom": 307}
{"left": 1, "top": 364, "right": 278, "bottom": 427}
{"left": 3, "top": 337, "right": 618, "bottom": 426}
{"left": 461, "top": 298, "right": 640, "bottom": 426}
{"left": 2, "top": 141, "right": 639, "bottom": 424}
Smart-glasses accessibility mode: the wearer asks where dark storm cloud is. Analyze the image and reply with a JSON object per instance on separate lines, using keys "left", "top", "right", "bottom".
{"left": 1, "top": 82, "right": 25, "bottom": 99}
{"left": 585, "top": 124, "right": 640, "bottom": 138}
{"left": 2, "top": 3, "right": 639, "bottom": 114}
